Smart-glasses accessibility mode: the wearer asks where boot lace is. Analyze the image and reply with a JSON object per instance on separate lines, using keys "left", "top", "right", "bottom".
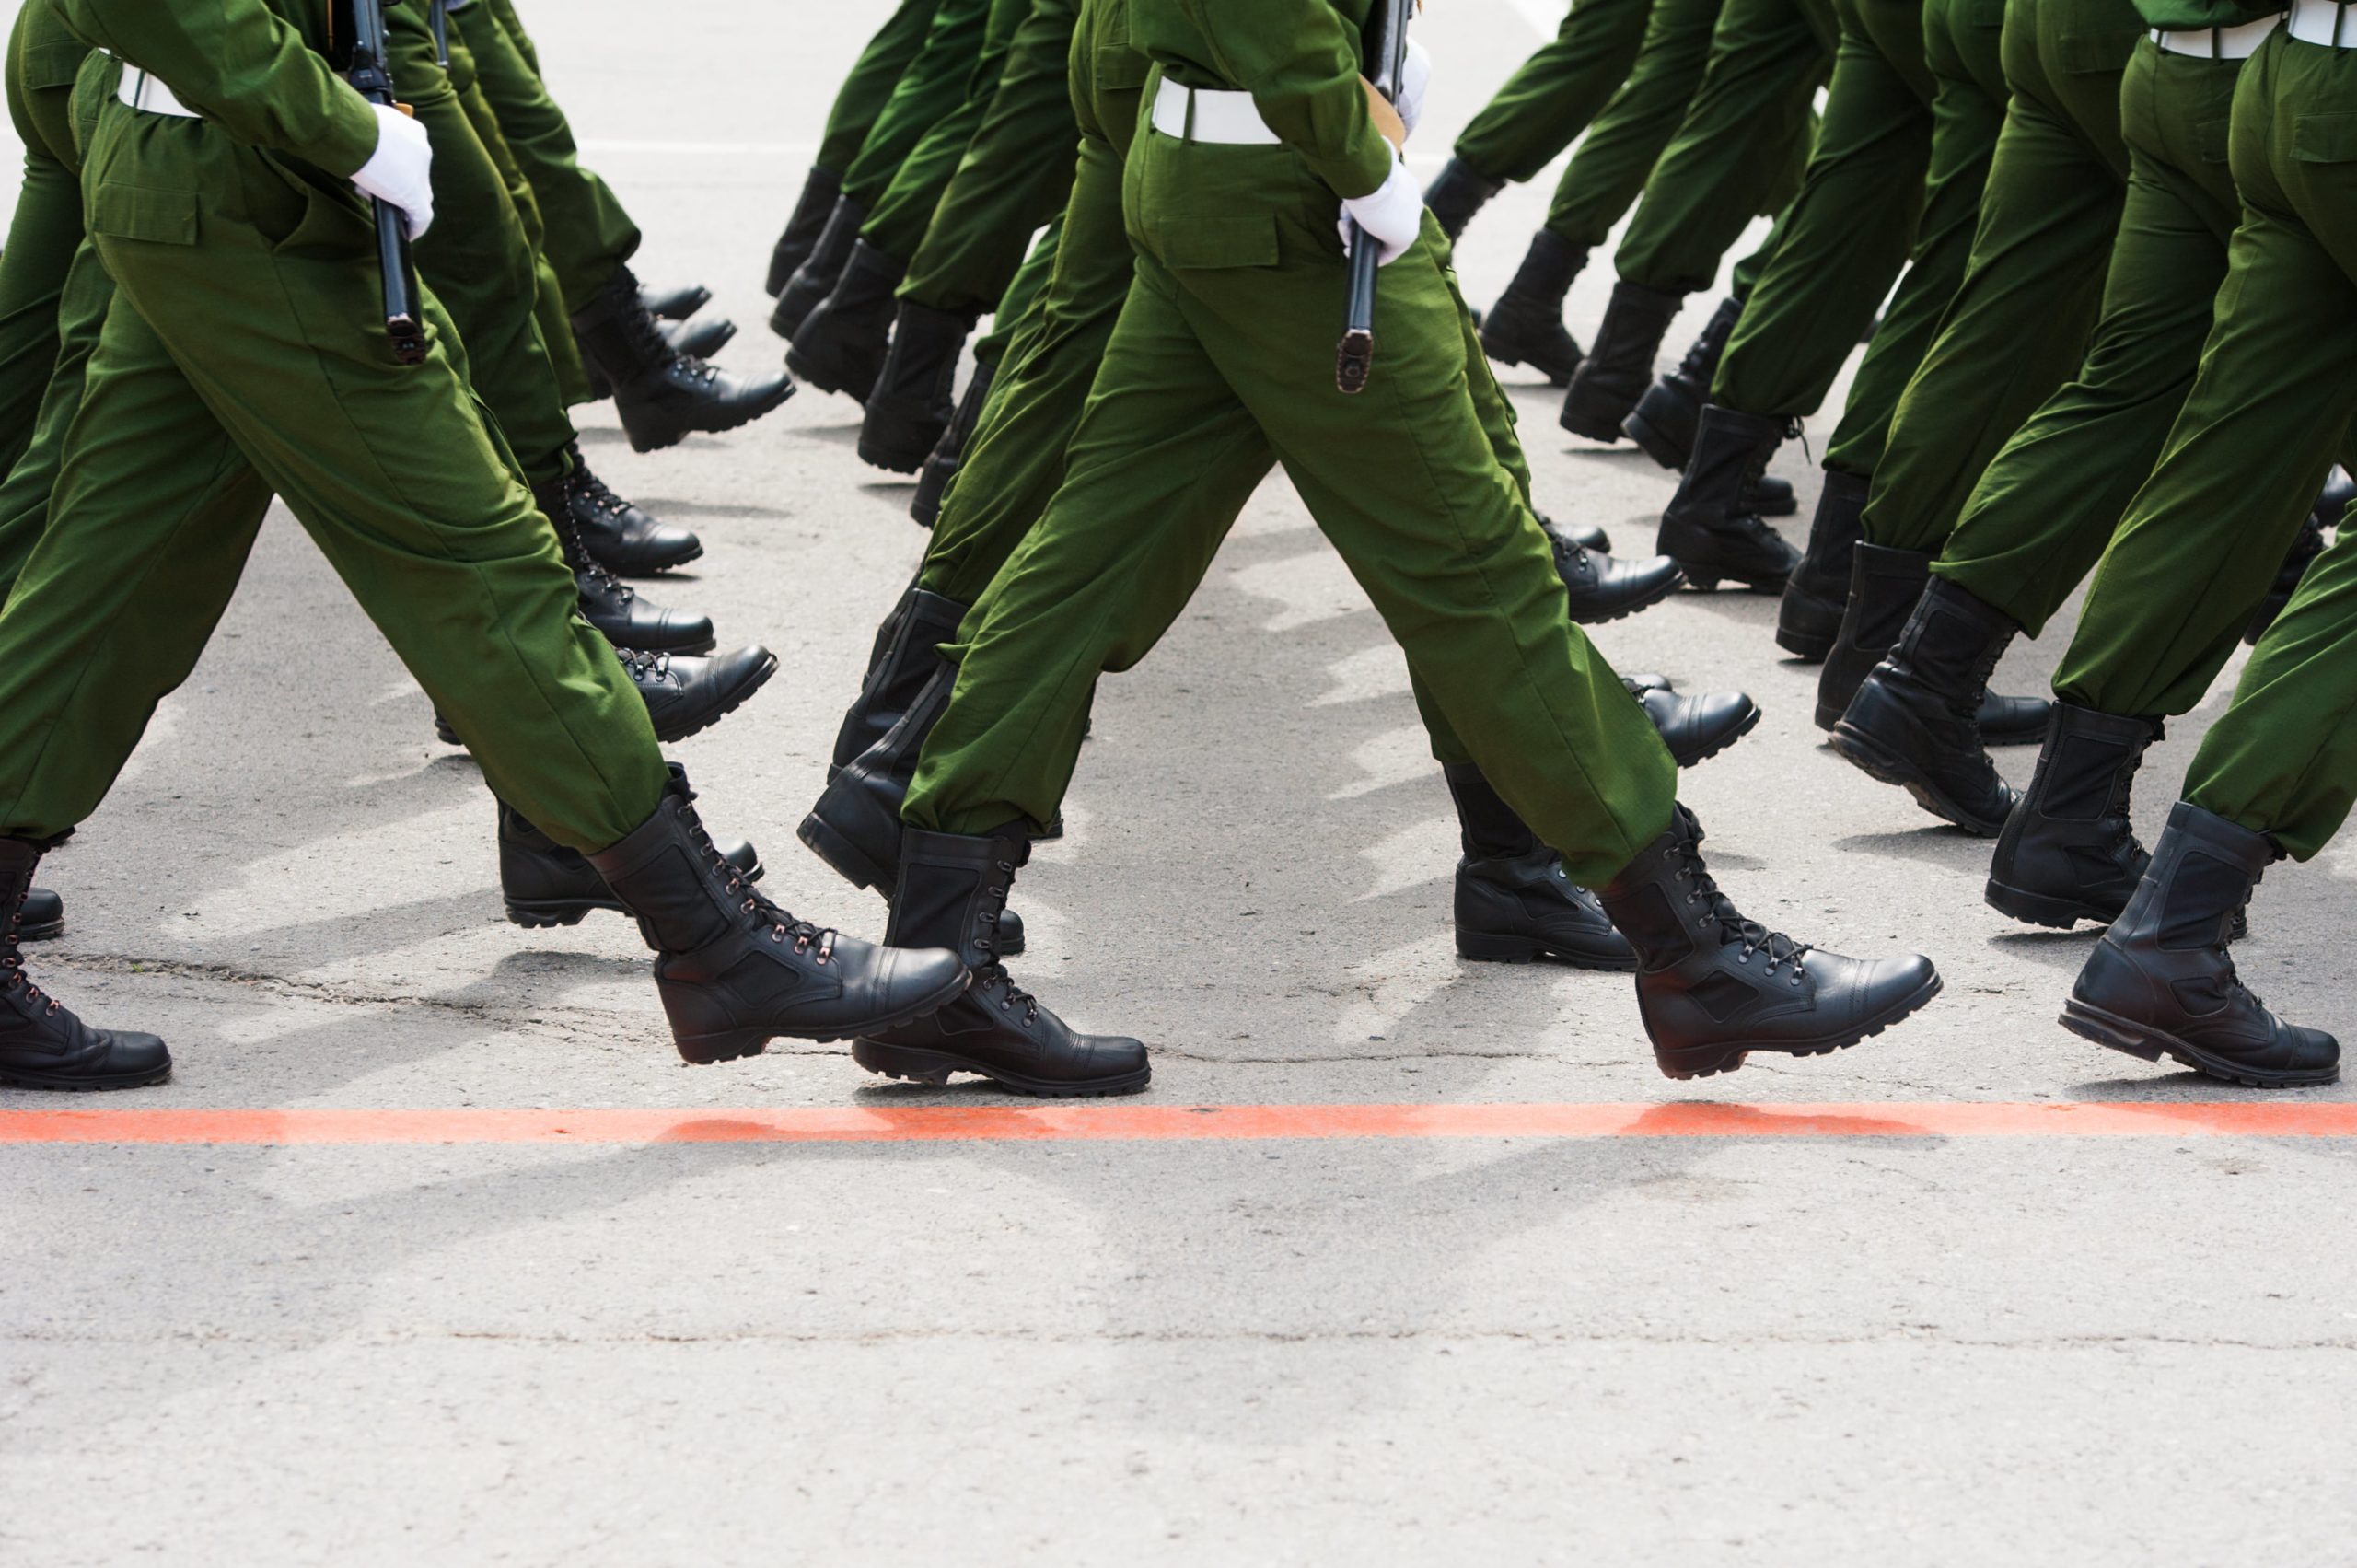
{"left": 1, "top": 900, "right": 61, "bottom": 1017}
{"left": 1669, "top": 826, "right": 1812, "bottom": 981}
{"left": 974, "top": 856, "right": 1039, "bottom": 1025}
{"left": 677, "top": 801, "right": 837, "bottom": 962}
{"left": 618, "top": 649, "right": 679, "bottom": 690}
{"left": 566, "top": 452, "right": 634, "bottom": 522}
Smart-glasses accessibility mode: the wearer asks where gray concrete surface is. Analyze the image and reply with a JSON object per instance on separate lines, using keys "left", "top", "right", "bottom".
{"left": 3, "top": 3, "right": 2353, "bottom": 1562}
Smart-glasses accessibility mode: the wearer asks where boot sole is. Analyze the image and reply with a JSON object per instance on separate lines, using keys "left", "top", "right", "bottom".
{"left": 1655, "top": 969, "right": 1944, "bottom": 1081}
{"left": 20, "top": 918, "right": 62, "bottom": 942}
{"left": 1984, "top": 877, "right": 2112, "bottom": 932}
{"left": 0, "top": 1062, "right": 172, "bottom": 1091}
{"left": 850, "top": 1038, "right": 1153, "bottom": 1098}
{"left": 598, "top": 542, "right": 706, "bottom": 578}
{"left": 1571, "top": 565, "right": 1687, "bottom": 627}
{"left": 675, "top": 969, "right": 973, "bottom": 1065}
{"left": 655, "top": 653, "right": 779, "bottom": 745}
{"left": 1559, "top": 406, "right": 1628, "bottom": 443}
{"left": 1620, "top": 409, "right": 1688, "bottom": 473}
{"left": 1775, "top": 625, "right": 1838, "bottom": 662}
{"left": 855, "top": 427, "right": 941, "bottom": 476}
{"left": 1674, "top": 700, "right": 1762, "bottom": 769}
{"left": 1457, "top": 927, "right": 1637, "bottom": 972}
{"left": 620, "top": 379, "right": 798, "bottom": 456}
{"left": 2060, "top": 999, "right": 2340, "bottom": 1089}
{"left": 784, "top": 344, "right": 877, "bottom": 404}
{"left": 1827, "top": 719, "right": 2014, "bottom": 838}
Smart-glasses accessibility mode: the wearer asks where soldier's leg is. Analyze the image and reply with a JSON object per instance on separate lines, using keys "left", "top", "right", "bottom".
{"left": 1430, "top": 0, "right": 1655, "bottom": 238}
{"left": 453, "top": 0, "right": 643, "bottom": 314}
{"left": 1936, "top": 41, "right": 2245, "bottom": 637}
{"left": 1559, "top": 0, "right": 1833, "bottom": 441}
{"left": 1482, "top": 0, "right": 1724, "bottom": 384}
{"left": 819, "top": 0, "right": 946, "bottom": 176}
{"left": 0, "top": 237, "right": 110, "bottom": 597}
{"left": 0, "top": 10, "right": 89, "bottom": 473}
{"left": 838, "top": 0, "right": 995, "bottom": 220}
{"left": 860, "top": 0, "right": 1085, "bottom": 472}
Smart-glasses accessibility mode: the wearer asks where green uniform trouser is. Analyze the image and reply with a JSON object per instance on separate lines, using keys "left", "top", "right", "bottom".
{"left": 0, "top": 6, "right": 88, "bottom": 476}
{"left": 389, "top": 2, "right": 577, "bottom": 491}
{"left": 1933, "top": 39, "right": 2247, "bottom": 633}
{"left": 818, "top": 0, "right": 946, "bottom": 176}
{"left": 1609, "top": 0, "right": 1835, "bottom": 294}
{"left": 863, "top": 0, "right": 1036, "bottom": 265}
{"left": 900, "top": 0, "right": 1084, "bottom": 316}
{"left": 455, "top": 0, "right": 643, "bottom": 314}
{"left": 1543, "top": 0, "right": 1737, "bottom": 249}
{"left": 842, "top": 0, "right": 994, "bottom": 215}
{"left": 1859, "top": 0, "right": 2143, "bottom": 550}
{"left": 971, "top": 216, "right": 1063, "bottom": 373}
{"left": 1451, "top": 0, "right": 1655, "bottom": 185}
{"left": 0, "top": 99, "right": 666, "bottom": 851}
{"left": 2048, "top": 32, "right": 2357, "bottom": 858}
{"left": 903, "top": 129, "right": 1676, "bottom": 883}
{"left": 1818, "top": 0, "right": 2008, "bottom": 476}
{"left": 1713, "top": 0, "right": 2004, "bottom": 433}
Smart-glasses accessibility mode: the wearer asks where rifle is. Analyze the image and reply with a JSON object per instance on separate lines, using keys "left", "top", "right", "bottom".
{"left": 1336, "top": 0, "right": 1414, "bottom": 396}
{"left": 338, "top": 0, "right": 429, "bottom": 365}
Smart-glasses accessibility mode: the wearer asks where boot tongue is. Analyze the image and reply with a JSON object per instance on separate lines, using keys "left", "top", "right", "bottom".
{"left": 1669, "top": 810, "right": 1810, "bottom": 967}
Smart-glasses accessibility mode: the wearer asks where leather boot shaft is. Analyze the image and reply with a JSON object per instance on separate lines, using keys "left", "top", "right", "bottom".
{"left": 887, "top": 827, "right": 1028, "bottom": 970}
{"left": 571, "top": 264, "right": 668, "bottom": 388}
{"left": 787, "top": 239, "right": 906, "bottom": 401}
{"left": 803, "top": 661, "right": 952, "bottom": 894}
{"left": 1829, "top": 577, "right": 2022, "bottom": 836}
{"left": 859, "top": 301, "right": 978, "bottom": 473}
{"left": 1655, "top": 404, "right": 1797, "bottom": 592}
{"left": 1777, "top": 468, "right": 1870, "bottom": 660}
{"left": 1986, "top": 704, "right": 2159, "bottom": 929}
{"left": 831, "top": 589, "right": 969, "bottom": 774}
{"left": 1479, "top": 231, "right": 1586, "bottom": 386}
{"left": 766, "top": 165, "right": 842, "bottom": 298}
{"left": 1816, "top": 542, "right": 1930, "bottom": 731}
{"left": 1622, "top": 296, "right": 1741, "bottom": 471}
{"left": 1560, "top": 282, "right": 1682, "bottom": 442}
{"left": 1424, "top": 157, "right": 1504, "bottom": 241}
{"left": 771, "top": 194, "right": 866, "bottom": 340}
{"left": 1442, "top": 762, "right": 1538, "bottom": 861}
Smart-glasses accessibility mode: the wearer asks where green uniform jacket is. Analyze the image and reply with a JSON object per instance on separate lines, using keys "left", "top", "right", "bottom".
{"left": 2130, "top": 0, "right": 2280, "bottom": 27}
{"left": 1134, "top": 0, "right": 1396, "bottom": 200}
{"left": 52, "top": 0, "right": 380, "bottom": 179}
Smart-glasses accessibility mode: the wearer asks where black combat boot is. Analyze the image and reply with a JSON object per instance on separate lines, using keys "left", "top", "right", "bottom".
{"left": 1546, "top": 523, "right": 1686, "bottom": 623}
{"left": 1829, "top": 578, "right": 2022, "bottom": 837}
{"left": 1985, "top": 704, "right": 2159, "bottom": 929}
{"left": 1598, "top": 807, "right": 1940, "bottom": 1079}
{"left": 1621, "top": 295, "right": 1737, "bottom": 473}
{"left": 771, "top": 195, "right": 866, "bottom": 340}
{"left": 1479, "top": 231, "right": 1586, "bottom": 387}
{"left": 1560, "top": 281, "right": 1683, "bottom": 442}
{"left": 501, "top": 794, "right": 761, "bottom": 929}
{"left": 0, "top": 839, "right": 171, "bottom": 1090}
{"left": 1777, "top": 468, "right": 1869, "bottom": 661}
{"left": 787, "top": 239, "right": 905, "bottom": 401}
{"left": 859, "top": 301, "right": 977, "bottom": 473}
{"left": 21, "top": 887, "right": 62, "bottom": 941}
{"left": 641, "top": 282, "right": 712, "bottom": 322}
{"left": 832, "top": 586, "right": 969, "bottom": 777}
{"left": 1816, "top": 542, "right": 1929, "bottom": 731}
{"left": 540, "top": 482, "right": 715, "bottom": 656}
{"left": 2061, "top": 803, "right": 2337, "bottom": 1088}
{"left": 1425, "top": 157, "right": 1504, "bottom": 241}
{"left": 2245, "top": 509, "right": 2328, "bottom": 645}
{"left": 664, "top": 314, "right": 737, "bottom": 361}
{"left": 572, "top": 266, "right": 795, "bottom": 454}
{"left": 588, "top": 771, "right": 970, "bottom": 1064}
{"left": 802, "top": 666, "right": 1028, "bottom": 956}
{"left": 911, "top": 362, "right": 995, "bottom": 528}
{"left": 766, "top": 166, "right": 842, "bottom": 297}
{"left": 1538, "top": 511, "right": 1609, "bottom": 554}
{"left": 853, "top": 826, "right": 1149, "bottom": 1096}
{"left": 563, "top": 445, "right": 702, "bottom": 576}
{"left": 1632, "top": 685, "right": 1759, "bottom": 768}
{"left": 1444, "top": 764, "right": 1634, "bottom": 970}
{"left": 436, "top": 645, "right": 777, "bottom": 749}
{"left": 1655, "top": 405, "right": 1801, "bottom": 593}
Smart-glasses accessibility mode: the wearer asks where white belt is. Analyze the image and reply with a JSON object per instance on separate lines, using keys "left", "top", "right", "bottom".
{"left": 2148, "top": 14, "right": 2282, "bottom": 53}
{"left": 1149, "top": 78, "right": 1280, "bottom": 145}
{"left": 2287, "top": 0, "right": 2357, "bottom": 43}
{"left": 117, "top": 69, "right": 201, "bottom": 119}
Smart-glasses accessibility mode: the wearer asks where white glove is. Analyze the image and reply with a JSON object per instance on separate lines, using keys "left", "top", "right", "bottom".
{"left": 351, "top": 101, "right": 435, "bottom": 240}
{"left": 1337, "top": 156, "right": 1424, "bottom": 267}
{"left": 1397, "top": 38, "right": 1434, "bottom": 139}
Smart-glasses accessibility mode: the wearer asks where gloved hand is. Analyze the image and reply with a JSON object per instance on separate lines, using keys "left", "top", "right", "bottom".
{"left": 1338, "top": 156, "right": 1423, "bottom": 266}
{"left": 351, "top": 102, "right": 435, "bottom": 240}
{"left": 1397, "top": 38, "right": 1434, "bottom": 138}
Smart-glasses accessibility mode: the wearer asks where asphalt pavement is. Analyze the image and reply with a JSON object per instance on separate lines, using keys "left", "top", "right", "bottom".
{"left": 4, "top": 4, "right": 2353, "bottom": 1563}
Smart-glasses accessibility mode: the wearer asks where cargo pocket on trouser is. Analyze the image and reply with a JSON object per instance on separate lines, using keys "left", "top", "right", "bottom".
{"left": 87, "top": 181, "right": 198, "bottom": 247}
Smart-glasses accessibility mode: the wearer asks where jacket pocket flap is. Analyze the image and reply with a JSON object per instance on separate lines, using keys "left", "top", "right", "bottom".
{"left": 90, "top": 181, "right": 198, "bottom": 245}
{"left": 1151, "top": 213, "right": 1280, "bottom": 271}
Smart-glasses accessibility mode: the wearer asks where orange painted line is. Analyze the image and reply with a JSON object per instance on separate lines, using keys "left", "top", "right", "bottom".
{"left": 0, "top": 1101, "right": 2352, "bottom": 1145}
